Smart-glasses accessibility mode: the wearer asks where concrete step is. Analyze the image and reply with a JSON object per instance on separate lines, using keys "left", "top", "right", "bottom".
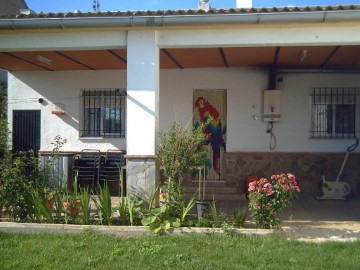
{"left": 183, "top": 180, "right": 243, "bottom": 201}
{"left": 184, "top": 186, "right": 238, "bottom": 194}
{"left": 185, "top": 180, "right": 228, "bottom": 187}
{"left": 184, "top": 193, "right": 245, "bottom": 201}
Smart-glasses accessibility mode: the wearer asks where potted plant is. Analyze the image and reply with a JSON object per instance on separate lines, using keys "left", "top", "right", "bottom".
{"left": 63, "top": 192, "right": 81, "bottom": 220}
{"left": 44, "top": 187, "right": 55, "bottom": 212}
{"left": 63, "top": 172, "right": 81, "bottom": 221}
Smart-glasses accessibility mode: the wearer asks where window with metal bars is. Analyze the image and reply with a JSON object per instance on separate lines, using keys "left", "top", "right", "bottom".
{"left": 310, "top": 87, "right": 360, "bottom": 139}
{"left": 81, "top": 88, "right": 126, "bottom": 138}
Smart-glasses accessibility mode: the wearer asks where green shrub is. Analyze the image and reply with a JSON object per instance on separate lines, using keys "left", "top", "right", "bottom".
{"left": 1, "top": 151, "right": 47, "bottom": 221}
{"left": 94, "top": 183, "right": 112, "bottom": 225}
{"left": 158, "top": 121, "right": 208, "bottom": 184}
{"left": 248, "top": 173, "right": 300, "bottom": 228}
{"left": 53, "top": 188, "right": 65, "bottom": 223}
{"left": 29, "top": 188, "right": 53, "bottom": 223}
{"left": 156, "top": 121, "right": 208, "bottom": 229}
{"left": 233, "top": 209, "right": 247, "bottom": 228}
{"left": 80, "top": 187, "right": 91, "bottom": 225}
{"left": 0, "top": 81, "right": 8, "bottom": 157}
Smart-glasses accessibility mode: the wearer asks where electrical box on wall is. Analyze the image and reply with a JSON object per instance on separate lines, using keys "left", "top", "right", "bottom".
{"left": 263, "top": 90, "right": 281, "bottom": 122}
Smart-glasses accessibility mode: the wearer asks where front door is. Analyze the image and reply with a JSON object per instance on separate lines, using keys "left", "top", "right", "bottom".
{"left": 193, "top": 89, "right": 227, "bottom": 180}
{"left": 13, "top": 110, "right": 41, "bottom": 155}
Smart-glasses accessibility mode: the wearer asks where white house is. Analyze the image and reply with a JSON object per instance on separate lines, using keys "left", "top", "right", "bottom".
{"left": 0, "top": 1, "right": 360, "bottom": 200}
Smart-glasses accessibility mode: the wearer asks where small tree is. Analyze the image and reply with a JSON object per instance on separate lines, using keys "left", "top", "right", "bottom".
{"left": 158, "top": 121, "right": 208, "bottom": 183}
{"left": 0, "top": 81, "right": 8, "bottom": 156}
{"left": 157, "top": 121, "right": 208, "bottom": 218}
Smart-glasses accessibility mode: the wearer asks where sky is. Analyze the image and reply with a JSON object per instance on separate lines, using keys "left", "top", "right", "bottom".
{"left": 25, "top": 0, "right": 360, "bottom": 13}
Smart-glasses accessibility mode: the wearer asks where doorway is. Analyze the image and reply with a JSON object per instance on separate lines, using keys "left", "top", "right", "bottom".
{"left": 13, "top": 110, "right": 41, "bottom": 155}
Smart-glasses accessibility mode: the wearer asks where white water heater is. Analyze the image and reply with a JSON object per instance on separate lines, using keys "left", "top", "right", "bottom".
{"left": 263, "top": 90, "right": 281, "bottom": 122}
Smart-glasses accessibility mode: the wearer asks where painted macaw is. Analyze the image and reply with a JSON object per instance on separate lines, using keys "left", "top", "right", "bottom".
{"left": 195, "top": 96, "right": 226, "bottom": 177}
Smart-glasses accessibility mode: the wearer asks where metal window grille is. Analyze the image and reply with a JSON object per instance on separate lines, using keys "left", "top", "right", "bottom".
{"left": 310, "top": 87, "right": 360, "bottom": 139}
{"left": 81, "top": 88, "right": 126, "bottom": 138}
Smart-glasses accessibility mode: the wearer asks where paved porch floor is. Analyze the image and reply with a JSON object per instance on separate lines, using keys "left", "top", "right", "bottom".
{"left": 214, "top": 197, "right": 360, "bottom": 242}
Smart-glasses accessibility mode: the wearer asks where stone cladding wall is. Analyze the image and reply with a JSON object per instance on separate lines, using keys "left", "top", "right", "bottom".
{"left": 224, "top": 152, "right": 360, "bottom": 199}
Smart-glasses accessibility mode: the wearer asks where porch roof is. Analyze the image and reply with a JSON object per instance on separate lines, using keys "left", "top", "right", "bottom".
{"left": 1, "top": 45, "right": 360, "bottom": 72}
{"left": 0, "top": 5, "right": 360, "bottom": 72}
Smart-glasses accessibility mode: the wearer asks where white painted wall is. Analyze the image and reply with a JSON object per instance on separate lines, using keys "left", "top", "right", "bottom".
{"left": 8, "top": 70, "right": 127, "bottom": 152}
{"left": 159, "top": 68, "right": 360, "bottom": 153}
{"left": 8, "top": 68, "right": 360, "bottom": 153}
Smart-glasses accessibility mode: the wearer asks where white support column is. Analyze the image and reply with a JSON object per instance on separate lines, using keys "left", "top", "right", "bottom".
{"left": 127, "top": 30, "right": 159, "bottom": 155}
{"left": 126, "top": 30, "right": 159, "bottom": 200}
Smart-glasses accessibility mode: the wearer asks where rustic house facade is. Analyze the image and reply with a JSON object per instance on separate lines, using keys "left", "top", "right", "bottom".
{"left": 1, "top": 2, "right": 360, "bottom": 199}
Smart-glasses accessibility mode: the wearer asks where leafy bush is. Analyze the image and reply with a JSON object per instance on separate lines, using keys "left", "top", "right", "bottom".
{"left": 80, "top": 187, "right": 91, "bottom": 225}
{"left": 94, "top": 183, "right": 112, "bottom": 225}
{"left": 0, "top": 81, "right": 8, "bottom": 156}
{"left": 29, "top": 188, "right": 53, "bottom": 223}
{"left": 141, "top": 204, "right": 181, "bottom": 234}
{"left": 158, "top": 121, "right": 208, "bottom": 183}
{"left": 233, "top": 209, "right": 247, "bottom": 228}
{"left": 1, "top": 151, "right": 47, "bottom": 221}
{"left": 53, "top": 188, "right": 66, "bottom": 223}
{"left": 115, "top": 194, "right": 143, "bottom": 226}
{"left": 248, "top": 173, "right": 300, "bottom": 228}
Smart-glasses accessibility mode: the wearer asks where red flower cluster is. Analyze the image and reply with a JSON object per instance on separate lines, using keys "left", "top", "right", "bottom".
{"left": 248, "top": 178, "right": 275, "bottom": 197}
{"left": 248, "top": 173, "right": 300, "bottom": 195}
{"left": 271, "top": 173, "right": 300, "bottom": 193}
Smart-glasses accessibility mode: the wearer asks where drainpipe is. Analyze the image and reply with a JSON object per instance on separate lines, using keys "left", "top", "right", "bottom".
{"left": 0, "top": 9, "right": 360, "bottom": 29}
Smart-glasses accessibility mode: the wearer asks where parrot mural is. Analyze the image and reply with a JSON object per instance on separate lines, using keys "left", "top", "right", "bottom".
{"left": 194, "top": 96, "right": 226, "bottom": 178}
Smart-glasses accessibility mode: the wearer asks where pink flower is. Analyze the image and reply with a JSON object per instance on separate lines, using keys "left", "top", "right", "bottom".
{"left": 287, "top": 173, "right": 298, "bottom": 185}
{"left": 265, "top": 205, "right": 271, "bottom": 210}
{"left": 264, "top": 183, "right": 272, "bottom": 188}
{"left": 248, "top": 181, "right": 257, "bottom": 192}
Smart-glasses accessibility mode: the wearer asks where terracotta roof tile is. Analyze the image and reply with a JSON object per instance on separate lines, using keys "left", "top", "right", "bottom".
{"left": 0, "top": 5, "right": 360, "bottom": 19}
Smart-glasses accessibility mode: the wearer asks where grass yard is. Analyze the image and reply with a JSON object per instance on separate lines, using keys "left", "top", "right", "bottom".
{"left": 0, "top": 231, "right": 360, "bottom": 270}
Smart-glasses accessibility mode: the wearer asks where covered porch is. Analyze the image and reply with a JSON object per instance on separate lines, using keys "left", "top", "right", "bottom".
{"left": 1, "top": 7, "right": 360, "bottom": 211}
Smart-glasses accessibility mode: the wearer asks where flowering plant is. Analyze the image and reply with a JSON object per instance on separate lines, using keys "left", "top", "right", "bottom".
{"left": 248, "top": 173, "right": 300, "bottom": 229}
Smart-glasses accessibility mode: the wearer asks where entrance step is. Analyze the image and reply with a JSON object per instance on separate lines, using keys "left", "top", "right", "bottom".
{"left": 183, "top": 180, "right": 244, "bottom": 201}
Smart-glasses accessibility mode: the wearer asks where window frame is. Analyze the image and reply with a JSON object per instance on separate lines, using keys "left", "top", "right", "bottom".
{"left": 309, "top": 87, "right": 359, "bottom": 139}
{"left": 80, "top": 88, "right": 126, "bottom": 138}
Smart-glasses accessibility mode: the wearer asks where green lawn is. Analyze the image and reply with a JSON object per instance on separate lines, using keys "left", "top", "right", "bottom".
{"left": 0, "top": 231, "right": 360, "bottom": 269}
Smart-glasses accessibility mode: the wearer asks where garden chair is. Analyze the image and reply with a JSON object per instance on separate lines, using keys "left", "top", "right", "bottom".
{"left": 98, "top": 149, "right": 126, "bottom": 196}
{"left": 73, "top": 149, "right": 100, "bottom": 192}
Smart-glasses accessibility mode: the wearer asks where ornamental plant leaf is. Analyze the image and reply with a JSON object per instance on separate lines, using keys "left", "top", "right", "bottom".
{"left": 150, "top": 222, "right": 162, "bottom": 234}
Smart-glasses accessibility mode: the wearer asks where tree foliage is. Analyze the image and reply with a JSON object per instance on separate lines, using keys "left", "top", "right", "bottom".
{"left": 0, "top": 81, "right": 8, "bottom": 155}
{"left": 157, "top": 121, "right": 208, "bottom": 224}
{"left": 158, "top": 121, "right": 208, "bottom": 183}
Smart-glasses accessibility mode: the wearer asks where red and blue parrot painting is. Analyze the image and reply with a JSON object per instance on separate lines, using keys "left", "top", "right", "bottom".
{"left": 195, "top": 96, "right": 226, "bottom": 178}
